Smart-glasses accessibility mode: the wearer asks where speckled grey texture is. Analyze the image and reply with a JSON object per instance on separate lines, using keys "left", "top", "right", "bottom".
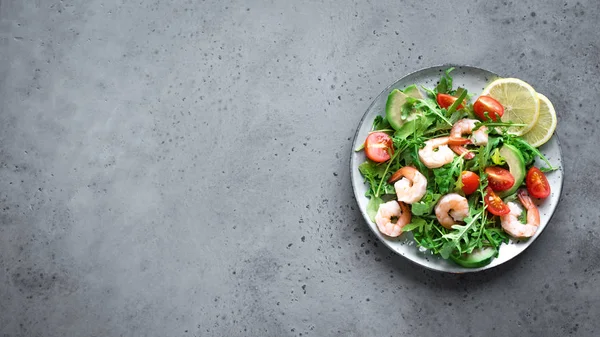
{"left": 0, "top": 0, "right": 598, "bottom": 336}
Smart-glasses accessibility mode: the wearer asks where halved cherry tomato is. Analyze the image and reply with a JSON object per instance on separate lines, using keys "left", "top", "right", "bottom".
{"left": 436, "top": 93, "right": 464, "bottom": 109}
{"left": 485, "top": 167, "right": 515, "bottom": 192}
{"left": 473, "top": 95, "right": 504, "bottom": 121}
{"left": 526, "top": 166, "right": 551, "bottom": 199}
{"left": 364, "top": 132, "right": 393, "bottom": 163}
{"left": 484, "top": 187, "right": 510, "bottom": 216}
{"left": 461, "top": 171, "right": 480, "bottom": 195}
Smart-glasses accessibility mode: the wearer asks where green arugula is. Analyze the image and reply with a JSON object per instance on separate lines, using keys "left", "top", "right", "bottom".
{"left": 411, "top": 191, "right": 442, "bottom": 216}
{"left": 435, "top": 67, "right": 454, "bottom": 94}
{"left": 433, "top": 156, "right": 464, "bottom": 195}
{"left": 446, "top": 88, "right": 468, "bottom": 116}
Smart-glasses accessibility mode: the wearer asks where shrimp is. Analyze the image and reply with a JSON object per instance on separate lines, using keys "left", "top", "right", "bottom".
{"left": 387, "top": 166, "right": 427, "bottom": 204}
{"left": 418, "top": 137, "right": 456, "bottom": 169}
{"left": 374, "top": 200, "right": 411, "bottom": 238}
{"left": 500, "top": 189, "right": 540, "bottom": 238}
{"left": 435, "top": 193, "right": 469, "bottom": 229}
{"left": 450, "top": 118, "right": 489, "bottom": 145}
{"left": 449, "top": 119, "right": 489, "bottom": 159}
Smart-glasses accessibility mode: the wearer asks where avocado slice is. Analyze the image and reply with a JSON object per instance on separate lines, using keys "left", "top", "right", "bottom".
{"left": 385, "top": 85, "right": 423, "bottom": 130}
{"left": 498, "top": 144, "right": 526, "bottom": 198}
{"left": 450, "top": 247, "right": 497, "bottom": 268}
{"left": 402, "top": 84, "right": 424, "bottom": 99}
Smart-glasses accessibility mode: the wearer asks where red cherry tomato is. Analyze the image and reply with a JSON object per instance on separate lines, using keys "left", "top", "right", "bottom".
{"left": 473, "top": 96, "right": 504, "bottom": 121}
{"left": 461, "top": 171, "right": 480, "bottom": 195}
{"left": 436, "top": 93, "right": 464, "bottom": 109}
{"left": 364, "top": 132, "right": 394, "bottom": 163}
{"left": 485, "top": 167, "right": 515, "bottom": 192}
{"left": 484, "top": 187, "right": 510, "bottom": 216}
{"left": 526, "top": 166, "right": 551, "bottom": 199}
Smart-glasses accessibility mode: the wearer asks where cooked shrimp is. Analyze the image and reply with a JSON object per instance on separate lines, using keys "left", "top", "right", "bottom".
{"left": 435, "top": 193, "right": 469, "bottom": 229}
{"left": 449, "top": 119, "right": 489, "bottom": 159}
{"left": 387, "top": 166, "right": 427, "bottom": 204}
{"left": 374, "top": 200, "right": 411, "bottom": 238}
{"left": 450, "top": 118, "right": 489, "bottom": 145}
{"left": 418, "top": 137, "right": 456, "bottom": 169}
{"left": 500, "top": 189, "right": 540, "bottom": 238}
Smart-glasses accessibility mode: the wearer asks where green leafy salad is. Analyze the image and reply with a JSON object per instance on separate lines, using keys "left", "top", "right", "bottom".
{"left": 356, "top": 68, "right": 558, "bottom": 268}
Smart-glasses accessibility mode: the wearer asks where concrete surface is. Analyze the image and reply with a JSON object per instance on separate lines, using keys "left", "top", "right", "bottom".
{"left": 1, "top": 0, "right": 599, "bottom": 336}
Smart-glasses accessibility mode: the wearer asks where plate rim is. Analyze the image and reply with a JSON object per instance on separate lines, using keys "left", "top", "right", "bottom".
{"left": 349, "top": 64, "right": 564, "bottom": 273}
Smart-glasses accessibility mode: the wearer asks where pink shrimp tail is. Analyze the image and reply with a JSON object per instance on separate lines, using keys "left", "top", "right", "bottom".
{"left": 517, "top": 189, "right": 534, "bottom": 208}
{"left": 449, "top": 145, "right": 475, "bottom": 159}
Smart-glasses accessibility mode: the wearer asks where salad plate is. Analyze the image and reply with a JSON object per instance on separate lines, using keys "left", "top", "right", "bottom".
{"left": 350, "top": 65, "right": 563, "bottom": 273}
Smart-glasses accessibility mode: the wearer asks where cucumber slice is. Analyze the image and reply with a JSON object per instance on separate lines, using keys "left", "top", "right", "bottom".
{"left": 498, "top": 144, "right": 526, "bottom": 198}
{"left": 450, "top": 247, "right": 497, "bottom": 268}
{"left": 385, "top": 86, "right": 423, "bottom": 130}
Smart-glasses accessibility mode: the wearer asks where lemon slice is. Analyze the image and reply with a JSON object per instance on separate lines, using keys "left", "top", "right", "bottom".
{"left": 521, "top": 93, "right": 557, "bottom": 147}
{"left": 481, "top": 78, "right": 540, "bottom": 136}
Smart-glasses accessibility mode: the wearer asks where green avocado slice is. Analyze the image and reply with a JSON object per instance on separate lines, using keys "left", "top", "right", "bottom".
{"left": 385, "top": 85, "right": 423, "bottom": 130}
{"left": 402, "top": 84, "right": 424, "bottom": 99}
{"left": 498, "top": 144, "right": 526, "bottom": 198}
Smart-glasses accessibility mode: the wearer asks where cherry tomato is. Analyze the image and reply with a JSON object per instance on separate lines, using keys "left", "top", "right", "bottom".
{"left": 473, "top": 95, "right": 504, "bottom": 121}
{"left": 436, "top": 93, "right": 464, "bottom": 109}
{"left": 484, "top": 187, "right": 510, "bottom": 216}
{"left": 485, "top": 167, "right": 515, "bottom": 192}
{"left": 461, "top": 171, "right": 480, "bottom": 195}
{"left": 526, "top": 166, "right": 551, "bottom": 199}
{"left": 364, "top": 132, "right": 393, "bottom": 163}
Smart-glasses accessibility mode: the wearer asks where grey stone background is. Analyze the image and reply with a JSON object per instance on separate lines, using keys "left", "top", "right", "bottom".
{"left": 1, "top": 0, "right": 598, "bottom": 336}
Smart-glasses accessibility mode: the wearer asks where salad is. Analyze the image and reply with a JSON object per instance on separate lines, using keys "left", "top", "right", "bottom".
{"left": 356, "top": 68, "right": 558, "bottom": 268}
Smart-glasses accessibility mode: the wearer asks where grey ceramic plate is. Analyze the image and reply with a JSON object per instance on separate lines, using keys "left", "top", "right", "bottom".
{"left": 350, "top": 65, "right": 564, "bottom": 273}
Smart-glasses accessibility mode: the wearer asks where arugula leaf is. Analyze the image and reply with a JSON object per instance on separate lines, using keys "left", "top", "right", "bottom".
{"left": 421, "top": 85, "right": 436, "bottom": 98}
{"left": 412, "top": 219, "right": 448, "bottom": 253}
{"left": 410, "top": 143, "right": 428, "bottom": 174}
{"left": 402, "top": 217, "right": 428, "bottom": 232}
{"left": 442, "top": 211, "right": 483, "bottom": 252}
{"left": 484, "top": 227, "right": 510, "bottom": 247}
{"left": 382, "top": 181, "right": 396, "bottom": 195}
{"left": 436, "top": 67, "right": 455, "bottom": 94}
{"left": 359, "top": 160, "right": 398, "bottom": 199}
{"left": 366, "top": 197, "right": 383, "bottom": 223}
{"left": 446, "top": 88, "right": 468, "bottom": 116}
{"left": 414, "top": 97, "right": 453, "bottom": 126}
{"left": 411, "top": 191, "right": 441, "bottom": 216}
{"left": 394, "top": 114, "right": 435, "bottom": 141}
{"left": 448, "top": 109, "right": 465, "bottom": 125}
{"left": 439, "top": 241, "right": 456, "bottom": 259}
{"left": 490, "top": 148, "right": 506, "bottom": 165}
{"left": 372, "top": 115, "right": 391, "bottom": 131}
{"left": 358, "top": 161, "right": 386, "bottom": 196}
{"left": 503, "top": 193, "right": 518, "bottom": 204}
{"left": 473, "top": 121, "right": 528, "bottom": 131}
{"left": 454, "top": 87, "right": 475, "bottom": 101}
{"left": 469, "top": 136, "right": 501, "bottom": 172}
{"left": 433, "top": 156, "right": 463, "bottom": 195}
